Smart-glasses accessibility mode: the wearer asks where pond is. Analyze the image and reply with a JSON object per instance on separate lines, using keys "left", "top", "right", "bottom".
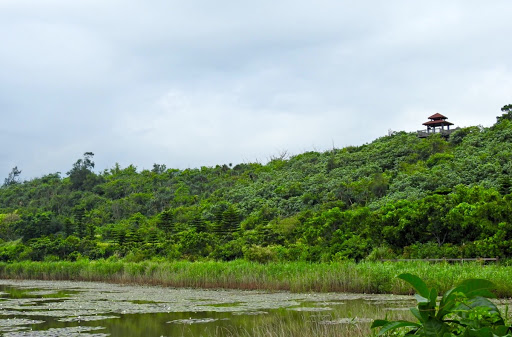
{"left": 0, "top": 279, "right": 416, "bottom": 337}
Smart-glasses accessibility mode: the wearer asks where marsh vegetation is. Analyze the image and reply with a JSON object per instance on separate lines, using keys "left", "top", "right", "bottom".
{"left": 1, "top": 260, "right": 512, "bottom": 297}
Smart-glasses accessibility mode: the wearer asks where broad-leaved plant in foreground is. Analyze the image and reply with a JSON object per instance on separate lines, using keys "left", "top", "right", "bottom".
{"left": 372, "top": 273, "right": 511, "bottom": 336}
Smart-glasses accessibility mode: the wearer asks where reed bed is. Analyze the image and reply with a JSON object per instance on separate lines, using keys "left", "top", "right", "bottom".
{"left": 0, "top": 260, "right": 510, "bottom": 297}
{"left": 211, "top": 315, "right": 371, "bottom": 337}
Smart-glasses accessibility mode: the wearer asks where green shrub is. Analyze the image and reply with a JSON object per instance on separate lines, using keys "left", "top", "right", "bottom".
{"left": 365, "top": 245, "right": 397, "bottom": 261}
{"left": 403, "top": 242, "right": 462, "bottom": 259}
{"left": 0, "top": 241, "right": 27, "bottom": 262}
{"left": 243, "top": 245, "right": 277, "bottom": 263}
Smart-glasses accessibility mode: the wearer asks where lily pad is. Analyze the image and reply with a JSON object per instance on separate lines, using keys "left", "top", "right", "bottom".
{"left": 167, "top": 318, "right": 219, "bottom": 324}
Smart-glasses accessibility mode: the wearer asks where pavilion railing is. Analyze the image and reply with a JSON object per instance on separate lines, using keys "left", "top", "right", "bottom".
{"left": 417, "top": 128, "right": 457, "bottom": 138}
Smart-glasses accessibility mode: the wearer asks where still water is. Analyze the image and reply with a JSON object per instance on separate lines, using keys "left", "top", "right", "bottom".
{"left": 0, "top": 279, "right": 414, "bottom": 336}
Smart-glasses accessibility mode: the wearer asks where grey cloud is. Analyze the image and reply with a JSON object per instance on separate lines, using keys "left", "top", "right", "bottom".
{"left": 0, "top": 1, "right": 511, "bottom": 179}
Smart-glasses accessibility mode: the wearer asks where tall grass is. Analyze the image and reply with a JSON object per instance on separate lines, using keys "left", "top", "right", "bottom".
{"left": 213, "top": 315, "right": 371, "bottom": 337}
{"left": 0, "top": 260, "right": 510, "bottom": 297}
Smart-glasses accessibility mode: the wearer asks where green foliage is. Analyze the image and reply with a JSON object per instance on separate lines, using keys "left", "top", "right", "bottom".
{"left": 1, "top": 107, "right": 512, "bottom": 262}
{"left": 3, "top": 166, "right": 22, "bottom": 187}
{"left": 176, "top": 229, "right": 213, "bottom": 258}
{"left": 67, "top": 152, "right": 102, "bottom": 191}
{"left": 372, "top": 273, "right": 511, "bottom": 336}
{"left": 243, "top": 245, "right": 278, "bottom": 263}
{"left": 0, "top": 240, "right": 28, "bottom": 262}
{"left": 365, "top": 245, "right": 397, "bottom": 261}
{"left": 496, "top": 104, "right": 512, "bottom": 124}
{"left": 210, "top": 240, "right": 244, "bottom": 261}
{"left": 157, "top": 209, "right": 175, "bottom": 235}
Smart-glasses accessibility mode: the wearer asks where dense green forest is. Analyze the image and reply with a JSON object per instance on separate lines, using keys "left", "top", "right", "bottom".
{"left": 1, "top": 106, "right": 512, "bottom": 263}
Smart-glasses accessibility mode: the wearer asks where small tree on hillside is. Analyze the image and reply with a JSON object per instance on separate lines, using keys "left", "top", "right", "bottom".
{"left": 190, "top": 213, "right": 207, "bottom": 233}
{"left": 221, "top": 206, "right": 240, "bottom": 240}
{"left": 496, "top": 104, "right": 512, "bottom": 123}
{"left": 3, "top": 166, "right": 21, "bottom": 187}
{"left": 73, "top": 207, "right": 86, "bottom": 238}
{"left": 67, "top": 152, "right": 98, "bottom": 190}
{"left": 157, "top": 209, "right": 175, "bottom": 238}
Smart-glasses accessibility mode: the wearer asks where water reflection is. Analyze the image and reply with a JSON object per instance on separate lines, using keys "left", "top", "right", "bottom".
{"left": 0, "top": 280, "right": 415, "bottom": 337}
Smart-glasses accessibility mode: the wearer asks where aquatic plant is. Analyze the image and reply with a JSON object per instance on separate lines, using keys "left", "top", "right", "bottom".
{"left": 372, "top": 273, "right": 512, "bottom": 336}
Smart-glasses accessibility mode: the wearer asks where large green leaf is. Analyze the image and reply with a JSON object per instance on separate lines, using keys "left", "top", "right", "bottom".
{"left": 372, "top": 320, "right": 420, "bottom": 336}
{"left": 491, "top": 324, "right": 512, "bottom": 336}
{"left": 422, "top": 318, "right": 449, "bottom": 337}
{"left": 438, "top": 280, "right": 494, "bottom": 320}
{"left": 438, "top": 285, "right": 465, "bottom": 319}
{"left": 464, "top": 327, "right": 493, "bottom": 337}
{"left": 457, "top": 279, "right": 496, "bottom": 299}
{"left": 430, "top": 287, "right": 438, "bottom": 309}
{"left": 399, "top": 273, "right": 431, "bottom": 299}
{"left": 466, "top": 296, "right": 500, "bottom": 313}
{"left": 415, "top": 293, "right": 430, "bottom": 304}
{"left": 371, "top": 319, "right": 390, "bottom": 328}
{"left": 410, "top": 307, "right": 425, "bottom": 323}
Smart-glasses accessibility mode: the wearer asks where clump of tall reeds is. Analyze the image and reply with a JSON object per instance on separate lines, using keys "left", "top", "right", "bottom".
{"left": 215, "top": 316, "right": 370, "bottom": 337}
{"left": 0, "top": 260, "right": 510, "bottom": 297}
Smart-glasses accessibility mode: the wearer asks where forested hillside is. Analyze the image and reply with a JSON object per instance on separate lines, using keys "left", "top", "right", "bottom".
{"left": 2, "top": 106, "right": 512, "bottom": 263}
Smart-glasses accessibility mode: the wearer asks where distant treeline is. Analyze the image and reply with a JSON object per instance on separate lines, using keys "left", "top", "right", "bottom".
{"left": 1, "top": 105, "right": 512, "bottom": 263}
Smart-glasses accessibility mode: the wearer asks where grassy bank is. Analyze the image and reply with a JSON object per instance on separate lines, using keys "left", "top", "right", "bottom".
{"left": 0, "top": 260, "right": 510, "bottom": 297}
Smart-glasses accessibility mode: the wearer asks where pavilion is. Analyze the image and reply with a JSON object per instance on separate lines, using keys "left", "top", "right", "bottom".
{"left": 418, "top": 113, "right": 455, "bottom": 138}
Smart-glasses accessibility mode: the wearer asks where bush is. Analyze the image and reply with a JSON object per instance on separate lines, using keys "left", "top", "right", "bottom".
{"left": 243, "top": 245, "right": 277, "bottom": 263}
{"left": 403, "top": 242, "right": 462, "bottom": 259}
{"left": 0, "top": 241, "right": 28, "bottom": 262}
{"left": 365, "top": 245, "right": 397, "bottom": 261}
{"left": 210, "top": 240, "right": 244, "bottom": 261}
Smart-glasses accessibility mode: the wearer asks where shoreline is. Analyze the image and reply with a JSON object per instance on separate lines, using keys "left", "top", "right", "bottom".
{"left": 0, "top": 260, "right": 510, "bottom": 297}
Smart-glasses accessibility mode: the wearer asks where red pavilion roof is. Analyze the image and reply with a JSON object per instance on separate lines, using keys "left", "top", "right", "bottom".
{"left": 428, "top": 113, "right": 448, "bottom": 120}
{"left": 423, "top": 120, "right": 453, "bottom": 126}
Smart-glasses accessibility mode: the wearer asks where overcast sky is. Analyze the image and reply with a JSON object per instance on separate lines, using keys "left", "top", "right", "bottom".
{"left": 1, "top": 1, "right": 511, "bottom": 179}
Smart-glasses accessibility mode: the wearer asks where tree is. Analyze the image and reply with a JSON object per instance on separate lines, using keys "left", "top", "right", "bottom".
{"left": 67, "top": 152, "right": 98, "bottom": 190}
{"left": 146, "top": 227, "right": 159, "bottom": 245}
{"left": 73, "top": 207, "right": 86, "bottom": 238}
{"left": 190, "top": 213, "right": 207, "bottom": 233}
{"left": 113, "top": 227, "right": 126, "bottom": 246}
{"left": 496, "top": 104, "right": 512, "bottom": 124}
{"left": 17, "top": 212, "right": 53, "bottom": 242}
{"left": 3, "top": 166, "right": 21, "bottom": 187}
{"left": 221, "top": 206, "right": 240, "bottom": 239}
{"left": 0, "top": 212, "right": 21, "bottom": 240}
{"left": 501, "top": 104, "right": 512, "bottom": 113}
{"left": 152, "top": 163, "right": 167, "bottom": 174}
{"left": 157, "top": 209, "right": 175, "bottom": 237}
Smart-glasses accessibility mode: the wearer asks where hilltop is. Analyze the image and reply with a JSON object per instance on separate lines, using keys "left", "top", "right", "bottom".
{"left": 1, "top": 105, "right": 512, "bottom": 262}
